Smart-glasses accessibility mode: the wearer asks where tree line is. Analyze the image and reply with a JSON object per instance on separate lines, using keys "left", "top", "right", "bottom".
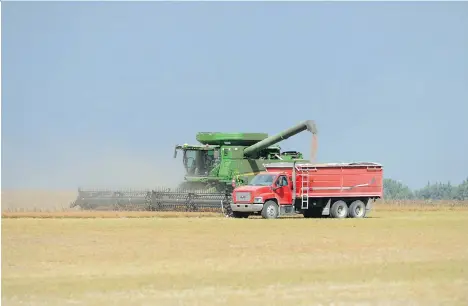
{"left": 383, "top": 178, "right": 468, "bottom": 200}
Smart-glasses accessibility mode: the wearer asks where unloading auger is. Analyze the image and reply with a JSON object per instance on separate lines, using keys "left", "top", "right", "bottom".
{"left": 70, "top": 120, "right": 318, "bottom": 214}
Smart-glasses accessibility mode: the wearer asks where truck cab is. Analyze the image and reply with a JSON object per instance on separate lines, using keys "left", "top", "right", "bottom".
{"left": 231, "top": 171, "right": 295, "bottom": 218}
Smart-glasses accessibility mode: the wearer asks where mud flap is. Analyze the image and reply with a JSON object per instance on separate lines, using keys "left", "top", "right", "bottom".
{"left": 365, "top": 198, "right": 373, "bottom": 212}
{"left": 321, "top": 199, "right": 331, "bottom": 216}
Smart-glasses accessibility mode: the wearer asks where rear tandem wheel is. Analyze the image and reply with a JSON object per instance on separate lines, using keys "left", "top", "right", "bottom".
{"left": 330, "top": 200, "right": 348, "bottom": 219}
{"left": 348, "top": 200, "right": 366, "bottom": 218}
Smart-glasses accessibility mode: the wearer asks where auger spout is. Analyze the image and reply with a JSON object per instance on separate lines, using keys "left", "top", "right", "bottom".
{"left": 243, "top": 120, "right": 318, "bottom": 157}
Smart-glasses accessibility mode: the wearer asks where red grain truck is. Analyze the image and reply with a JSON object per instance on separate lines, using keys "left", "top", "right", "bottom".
{"left": 230, "top": 161, "right": 383, "bottom": 219}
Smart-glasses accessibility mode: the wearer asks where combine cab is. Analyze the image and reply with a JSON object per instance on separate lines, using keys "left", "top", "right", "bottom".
{"left": 71, "top": 120, "right": 318, "bottom": 215}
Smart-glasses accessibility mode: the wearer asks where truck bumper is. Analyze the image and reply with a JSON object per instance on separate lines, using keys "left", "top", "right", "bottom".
{"left": 230, "top": 203, "right": 263, "bottom": 212}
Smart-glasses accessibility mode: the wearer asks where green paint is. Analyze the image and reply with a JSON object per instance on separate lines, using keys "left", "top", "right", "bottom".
{"left": 173, "top": 121, "right": 317, "bottom": 193}
{"left": 196, "top": 132, "right": 268, "bottom": 146}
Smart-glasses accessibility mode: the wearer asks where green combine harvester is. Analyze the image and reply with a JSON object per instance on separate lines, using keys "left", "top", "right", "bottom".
{"left": 70, "top": 120, "right": 318, "bottom": 215}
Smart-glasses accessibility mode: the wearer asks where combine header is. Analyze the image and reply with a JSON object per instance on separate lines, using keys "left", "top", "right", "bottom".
{"left": 70, "top": 120, "right": 318, "bottom": 214}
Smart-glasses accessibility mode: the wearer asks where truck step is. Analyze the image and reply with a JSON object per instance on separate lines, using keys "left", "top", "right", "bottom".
{"left": 301, "top": 196, "right": 308, "bottom": 209}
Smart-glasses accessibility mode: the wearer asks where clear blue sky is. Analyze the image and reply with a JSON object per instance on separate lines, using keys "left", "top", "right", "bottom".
{"left": 2, "top": 1, "right": 468, "bottom": 190}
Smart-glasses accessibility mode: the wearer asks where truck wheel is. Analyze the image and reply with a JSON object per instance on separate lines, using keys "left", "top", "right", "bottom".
{"left": 348, "top": 200, "right": 366, "bottom": 218}
{"left": 330, "top": 200, "right": 348, "bottom": 219}
{"left": 261, "top": 201, "right": 279, "bottom": 219}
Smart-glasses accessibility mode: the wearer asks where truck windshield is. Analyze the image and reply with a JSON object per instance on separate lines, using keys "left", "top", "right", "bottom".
{"left": 248, "top": 174, "right": 276, "bottom": 186}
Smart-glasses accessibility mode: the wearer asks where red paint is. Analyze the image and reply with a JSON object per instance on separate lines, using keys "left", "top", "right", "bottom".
{"left": 271, "top": 173, "right": 293, "bottom": 204}
{"left": 232, "top": 162, "right": 383, "bottom": 205}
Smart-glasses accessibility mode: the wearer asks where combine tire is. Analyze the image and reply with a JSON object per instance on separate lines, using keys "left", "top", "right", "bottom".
{"left": 348, "top": 200, "right": 366, "bottom": 218}
{"left": 261, "top": 201, "right": 279, "bottom": 219}
{"left": 330, "top": 200, "right": 348, "bottom": 219}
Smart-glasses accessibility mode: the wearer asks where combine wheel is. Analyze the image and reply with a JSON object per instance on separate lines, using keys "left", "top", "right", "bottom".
{"left": 330, "top": 200, "right": 348, "bottom": 219}
{"left": 261, "top": 200, "right": 279, "bottom": 219}
{"left": 348, "top": 200, "right": 366, "bottom": 218}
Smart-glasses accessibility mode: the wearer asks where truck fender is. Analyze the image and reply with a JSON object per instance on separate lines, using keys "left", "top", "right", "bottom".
{"left": 275, "top": 196, "right": 281, "bottom": 205}
{"left": 264, "top": 197, "right": 279, "bottom": 206}
{"left": 258, "top": 193, "right": 280, "bottom": 206}
{"left": 321, "top": 199, "right": 331, "bottom": 216}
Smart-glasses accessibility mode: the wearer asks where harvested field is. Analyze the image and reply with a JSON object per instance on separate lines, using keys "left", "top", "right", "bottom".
{"left": 2, "top": 189, "right": 468, "bottom": 214}
{"left": 1, "top": 189, "right": 78, "bottom": 212}
{"left": 2, "top": 208, "right": 468, "bottom": 305}
{"left": 1, "top": 210, "right": 222, "bottom": 219}
{"left": 374, "top": 199, "right": 468, "bottom": 211}
{"left": 2, "top": 204, "right": 468, "bottom": 219}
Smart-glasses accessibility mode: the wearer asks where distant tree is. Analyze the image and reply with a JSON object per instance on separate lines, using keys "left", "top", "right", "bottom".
{"left": 454, "top": 178, "right": 468, "bottom": 200}
{"left": 415, "top": 181, "right": 458, "bottom": 200}
{"left": 383, "top": 178, "right": 414, "bottom": 200}
{"left": 383, "top": 177, "right": 468, "bottom": 201}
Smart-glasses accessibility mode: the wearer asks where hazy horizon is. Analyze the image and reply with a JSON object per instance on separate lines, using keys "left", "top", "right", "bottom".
{"left": 2, "top": 1, "right": 468, "bottom": 190}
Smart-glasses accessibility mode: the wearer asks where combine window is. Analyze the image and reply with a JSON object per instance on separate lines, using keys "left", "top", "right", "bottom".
{"left": 183, "top": 150, "right": 197, "bottom": 172}
{"left": 183, "top": 149, "right": 218, "bottom": 176}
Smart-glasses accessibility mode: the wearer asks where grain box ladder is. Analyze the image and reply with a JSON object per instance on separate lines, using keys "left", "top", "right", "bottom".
{"left": 301, "top": 167, "right": 310, "bottom": 209}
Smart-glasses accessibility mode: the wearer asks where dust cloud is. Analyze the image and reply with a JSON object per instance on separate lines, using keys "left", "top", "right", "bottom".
{"left": 1, "top": 144, "right": 187, "bottom": 211}
{"left": 71, "top": 150, "right": 185, "bottom": 190}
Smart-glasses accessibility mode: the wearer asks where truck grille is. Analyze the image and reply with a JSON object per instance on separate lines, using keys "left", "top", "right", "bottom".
{"left": 235, "top": 191, "right": 251, "bottom": 202}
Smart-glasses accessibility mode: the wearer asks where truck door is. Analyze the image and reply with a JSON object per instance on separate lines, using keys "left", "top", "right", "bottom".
{"left": 274, "top": 175, "right": 293, "bottom": 205}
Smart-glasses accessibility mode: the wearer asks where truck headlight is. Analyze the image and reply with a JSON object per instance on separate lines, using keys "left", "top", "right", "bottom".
{"left": 254, "top": 197, "right": 263, "bottom": 203}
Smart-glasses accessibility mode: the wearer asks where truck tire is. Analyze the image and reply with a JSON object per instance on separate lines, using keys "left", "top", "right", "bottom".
{"left": 261, "top": 200, "right": 279, "bottom": 219}
{"left": 348, "top": 200, "right": 366, "bottom": 218}
{"left": 330, "top": 200, "right": 348, "bottom": 219}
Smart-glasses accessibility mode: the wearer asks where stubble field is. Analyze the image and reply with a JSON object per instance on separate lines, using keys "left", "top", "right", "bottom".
{"left": 2, "top": 190, "right": 468, "bottom": 305}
